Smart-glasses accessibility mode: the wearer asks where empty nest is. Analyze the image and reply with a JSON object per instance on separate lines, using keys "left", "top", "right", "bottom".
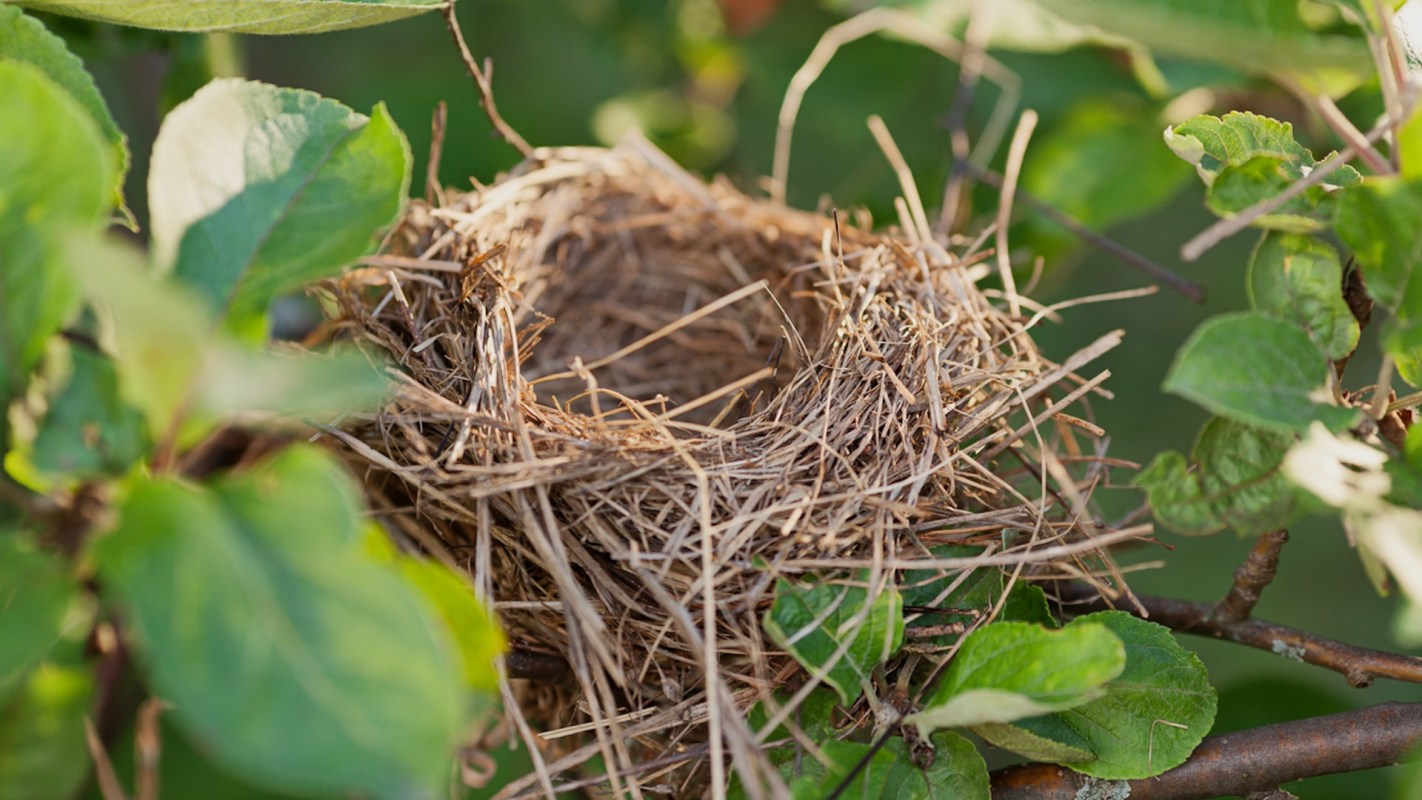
{"left": 322, "top": 134, "right": 1133, "bottom": 798}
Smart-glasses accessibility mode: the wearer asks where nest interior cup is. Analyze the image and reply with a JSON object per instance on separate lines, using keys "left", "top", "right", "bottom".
{"left": 329, "top": 135, "right": 1118, "bottom": 793}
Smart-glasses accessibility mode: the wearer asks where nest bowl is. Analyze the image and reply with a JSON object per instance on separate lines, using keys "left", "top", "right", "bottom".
{"left": 324, "top": 135, "right": 1124, "bottom": 796}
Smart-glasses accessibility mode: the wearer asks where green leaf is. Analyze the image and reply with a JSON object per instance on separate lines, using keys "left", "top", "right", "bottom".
{"left": 975, "top": 613, "right": 1215, "bottom": 779}
{"left": 1335, "top": 177, "right": 1422, "bottom": 312}
{"left": 1163, "top": 312, "right": 1359, "bottom": 433}
{"left": 1208, "top": 155, "right": 1349, "bottom": 232}
{"left": 1050, "top": 613, "right": 1215, "bottom": 778}
{"left": 764, "top": 574, "right": 904, "bottom": 704}
{"left": 1135, "top": 417, "right": 1317, "bottom": 536}
{"left": 364, "top": 529, "right": 504, "bottom": 692}
{"left": 27, "top": 344, "right": 147, "bottom": 480}
{"left": 1334, "top": 176, "right": 1422, "bottom": 386}
{"left": 92, "top": 446, "right": 466, "bottom": 800}
{"left": 1166, "top": 113, "right": 1359, "bottom": 230}
{"left": 1166, "top": 112, "right": 1313, "bottom": 185}
{"left": 149, "top": 79, "right": 410, "bottom": 335}
{"left": 197, "top": 344, "right": 391, "bottom": 420}
{"left": 1001, "top": 583, "right": 1056, "bottom": 627}
{"left": 1022, "top": 98, "right": 1191, "bottom": 237}
{"left": 747, "top": 686, "right": 841, "bottom": 750}
{"left": 0, "top": 5, "right": 129, "bottom": 221}
{"left": 64, "top": 236, "right": 208, "bottom": 436}
{"left": 0, "top": 663, "right": 93, "bottom": 800}
{"left": 781, "top": 734, "right": 990, "bottom": 800}
{"left": 0, "top": 535, "right": 75, "bottom": 695}
{"left": 909, "top": 621, "right": 1124, "bottom": 733}
{"left": 0, "top": 61, "right": 111, "bottom": 445}
{"left": 7, "top": 0, "right": 444, "bottom": 34}
{"left": 1248, "top": 233, "right": 1359, "bottom": 360}
{"left": 1037, "top": 0, "right": 1372, "bottom": 85}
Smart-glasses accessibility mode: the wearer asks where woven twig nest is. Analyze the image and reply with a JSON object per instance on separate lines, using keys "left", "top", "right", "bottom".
{"left": 324, "top": 135, "right": 1129, "bottom": 797}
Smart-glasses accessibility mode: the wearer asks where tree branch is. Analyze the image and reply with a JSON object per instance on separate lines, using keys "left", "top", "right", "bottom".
{"left": 990, "top": 702, "right": 1422, "bottom": 799}
{"left": 441, "top": 0, "right": 533, "bottom": 159}
{"left": 1053, "top": 582, "right": 1422, "bottom": 688}
{"left": 1211, "top": 529, "right": 1287, "bottom": 624}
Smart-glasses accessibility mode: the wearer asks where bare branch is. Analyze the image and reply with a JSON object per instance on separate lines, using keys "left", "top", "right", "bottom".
{"left": 1211, "top": 529, "right": 1287, "bottom": 624}
{"left": 440, "top": 0, "right": 533, "bottom": 159}
{"left": 968, "top": 164, "right": 1205, "bottom": 302}
{"left": 990, "top": 702, "right": 1422, "bottom": 799}
{"left": 1054, "top": 582, "right": 1422, "bottom": 688}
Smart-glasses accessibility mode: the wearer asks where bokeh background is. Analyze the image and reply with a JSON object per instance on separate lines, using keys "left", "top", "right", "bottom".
{"left": 56, "top": 1, "right": 1419, "bottom": 796}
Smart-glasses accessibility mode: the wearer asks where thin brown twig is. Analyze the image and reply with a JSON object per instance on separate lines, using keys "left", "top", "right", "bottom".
{"left": 1054, "top": 581, "right": 1422, "bottom": 688}
{"left": 990, "top": 702, "right": 1422, "bottom": 799}
{"left": 967, "top": 164, "right": 1205, "bottom": 302}
{"left": 1211, "top": 529, "right": 1288, "bottom": 624}
{"left": 85, "top": 717, "right": 130, "bottom": 800}
{"left": 425, "top": 100, "right": 448, "bottom": 205}
{"left": 440, "top": 0, "right": 533, "bottom": 159}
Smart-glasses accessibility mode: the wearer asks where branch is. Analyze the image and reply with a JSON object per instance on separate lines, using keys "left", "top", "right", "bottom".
{"left": 967, "top": 164, "right": 1205, "bottom": 303}
{"left": 990, "top": 702, "right": 1422, "bottom": 799}
{"left": 1211, "top": 529, "right": 1287, "bottom": 624}
{"left": 440, "top": 0, "right": 533, "bottom": 159}
{"left": 1053, "top": 581, "right": 1422, "bottom": 688}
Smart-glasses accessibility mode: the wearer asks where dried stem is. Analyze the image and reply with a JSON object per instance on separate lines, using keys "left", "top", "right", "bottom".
{"left": 990, "top": 702, "right": 1422, "bottom": 799}
{"left": 968, "top": 164, "right": 1205, "bottom": 302}
{"left": 1054, "top": 581, "right": 1422, "bottom": 688}
{"left": 771, "top": 7, "right": 1019, "bottom": 206}
{"left": 440, "top": 0, "right": 533, "bottom": 159}
{"left": 1210, "top": 529, "right": 1288, "bottom": 624}
{"left": 425, "top": 100, "right": 448, "bottom": 205}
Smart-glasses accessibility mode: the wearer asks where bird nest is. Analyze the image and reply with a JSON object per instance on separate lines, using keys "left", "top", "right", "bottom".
{"left": 322, "top": 135, "right": 1132, "bottom": 798}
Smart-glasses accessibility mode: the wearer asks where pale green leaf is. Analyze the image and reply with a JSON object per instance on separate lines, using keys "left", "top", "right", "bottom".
{"left": 1037, "top": 0, "right": 1372, "bottom": 84}
{"left": 971, "top": 716, "right": 1096, "bottom": 764}
{"left": 0, "top": 663, "right": 92, "bottom": 800}
{"left": 1163, "top": 311, "right": 1359, "bottom": 432}
{"left": 909, "top": 622, "right": 1124, "bottom": 733}
{"left": 149, "top": 79, "right": 409, "bottom": 335}
{"left": 0, "top": 4, "right": 129, "bottom": 220}
{"left": 6, "top": 0, "right": 443, "bottom": 34}
{"left": 1134, "top": 417, "right": 1315, "bottom": 536}
{"left": 1248, "top": 233, "right": 1359, "bottom": 360}
{"left": 764, "top": 574, "right": 904, "bottom": 704}
{"left": 0, "top": 535, "right": 74, "bottom": 694}
{"left": 198, "top": 344, "right": 390, "bottom": 420}
{"left": 93, "top": 446, "right": 466, "bottom": 799}
{"left": 65, "top": 236, "right": 208, "bottom": 436}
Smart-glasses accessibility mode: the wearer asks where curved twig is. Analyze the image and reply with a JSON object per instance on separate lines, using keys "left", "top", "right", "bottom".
{"left": 441, "top": 0, "right": 533, "bottom": 158}
{"left": 990, "top": 702, "right": 1422, "bottom": 799}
